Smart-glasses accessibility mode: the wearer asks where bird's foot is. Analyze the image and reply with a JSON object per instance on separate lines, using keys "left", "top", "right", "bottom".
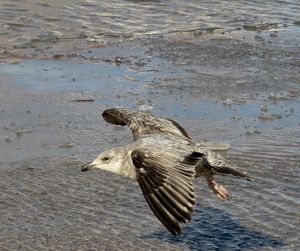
{"left": 206, "top": 177, "right": 230, "bottom": 201}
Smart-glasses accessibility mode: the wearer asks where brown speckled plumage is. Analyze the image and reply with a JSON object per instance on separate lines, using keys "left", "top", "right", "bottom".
{"left": 82, "top": 108, "right": 252, "bottom": 235}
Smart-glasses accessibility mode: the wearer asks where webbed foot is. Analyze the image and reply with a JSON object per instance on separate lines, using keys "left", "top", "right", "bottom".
{"left": 205, "top": 176, "right": 230, "bottom": 201}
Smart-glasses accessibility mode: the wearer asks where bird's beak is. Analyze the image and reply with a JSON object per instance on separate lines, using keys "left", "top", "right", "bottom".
{"left": 81, "top": 162, "right": 93, "bottom": 172}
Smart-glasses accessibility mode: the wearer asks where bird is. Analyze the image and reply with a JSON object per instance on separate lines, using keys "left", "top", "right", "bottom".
{"left": 81, "top": 108, "right": 252, "bottom": 235}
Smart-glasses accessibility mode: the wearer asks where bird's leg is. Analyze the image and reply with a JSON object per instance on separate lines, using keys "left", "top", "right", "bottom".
{"left": 205, "top": 174, "right": 230, "bottom": 201}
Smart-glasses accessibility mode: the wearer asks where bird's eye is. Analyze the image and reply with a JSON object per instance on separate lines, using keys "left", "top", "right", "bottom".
{"left": 102, "top": 157, "right": 110, "bottom": 161}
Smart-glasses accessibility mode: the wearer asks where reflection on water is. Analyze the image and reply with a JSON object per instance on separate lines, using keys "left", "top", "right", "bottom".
{"left": 0, "top": 59, "right": 163, "bottom": 92}
{"left": 1, "top": 59, "right": 299, "bottom": 130}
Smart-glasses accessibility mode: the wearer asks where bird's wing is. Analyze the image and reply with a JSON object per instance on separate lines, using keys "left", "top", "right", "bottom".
{"left": 131, "top": 146, "right": 202, "bottom": 235}
{"left": 102, "top": 108, "right": 191, "bottom": 140}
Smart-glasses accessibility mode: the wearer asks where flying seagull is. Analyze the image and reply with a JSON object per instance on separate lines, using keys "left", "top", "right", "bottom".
{"left": 81, "top": 108, "right": 252, "bottom": 235}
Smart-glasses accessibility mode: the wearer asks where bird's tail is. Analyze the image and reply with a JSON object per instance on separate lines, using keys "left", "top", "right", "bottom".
{"left": 203, "top": 152, "right": 253, "bottom": 180}
{"left": 210, "top": 163, "right": 253, "bottom": 180}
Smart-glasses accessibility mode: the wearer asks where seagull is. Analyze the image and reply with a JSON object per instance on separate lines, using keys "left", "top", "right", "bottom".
{"left": 81, "top": 108, "right": 252, "bottom": 235}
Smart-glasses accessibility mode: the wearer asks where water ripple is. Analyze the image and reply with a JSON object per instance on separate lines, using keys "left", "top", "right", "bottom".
{"left": 1, "top": 0, "right": 300, "bottom": 55}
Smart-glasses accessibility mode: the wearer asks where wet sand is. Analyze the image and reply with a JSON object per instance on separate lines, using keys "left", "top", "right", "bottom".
{"left": 1, "top": 1, "right": 300, "bottom": 250}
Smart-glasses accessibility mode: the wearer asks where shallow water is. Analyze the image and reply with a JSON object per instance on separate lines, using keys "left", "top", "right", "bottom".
{"left": 0, "top": 1, "right": 300, "bottom": 250}
{"left": 1, "top": 59, "right": 300, "bottom": 130}
{"left": 1, "top": 0, "right": 300, "bottom": 59}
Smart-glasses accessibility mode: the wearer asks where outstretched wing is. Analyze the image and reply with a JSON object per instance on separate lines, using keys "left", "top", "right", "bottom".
{"left": 131, "top": 147, "right": 202, "bottom": 235}
{"left": 102, "top": 108, "right": 191, "bottom": 140}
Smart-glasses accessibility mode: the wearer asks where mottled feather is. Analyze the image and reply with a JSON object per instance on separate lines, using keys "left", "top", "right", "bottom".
{"left": 102, "top": 108, "right": 191, "bottom": 140}
{"left": 83, "top": 108, "right": 253, "bottom": 235}
{"left": 202, "top": 150, "right": 253, "bottom": 180}
{"left": 132, "top": 147, "right": 197, "bottom": 235}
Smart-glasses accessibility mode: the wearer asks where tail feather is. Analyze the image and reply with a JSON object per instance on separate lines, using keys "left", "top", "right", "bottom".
{"left": 211, "top": 163, "right": 253, "bottom": 180}
{"left": 204, "top": 151, "right": 253, "bottom": 180}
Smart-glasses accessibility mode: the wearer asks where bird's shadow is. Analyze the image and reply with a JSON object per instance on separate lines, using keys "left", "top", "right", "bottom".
{"left": 141, "top": 205, "right": 283, "bottom": 251}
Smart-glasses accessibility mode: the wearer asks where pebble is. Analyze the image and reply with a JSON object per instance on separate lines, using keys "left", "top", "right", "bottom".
{"left": 258, "top": 113, "right": 282, "bottom": 121}
{"left": 59, "top": 142, "right": 74, "bottom": 149}
{"left": 138, "top": 104, "right": 154, "bottom": 112}
{"left": 260, "top": 106, "right": 269, "bottom": 112}
{"left": 5, "top": 137, "right": 12, "bottom": 143}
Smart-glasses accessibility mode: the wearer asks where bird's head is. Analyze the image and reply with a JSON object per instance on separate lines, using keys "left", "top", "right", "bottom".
{"left": 81, "top": 147, "right": 127, "bottom": 175}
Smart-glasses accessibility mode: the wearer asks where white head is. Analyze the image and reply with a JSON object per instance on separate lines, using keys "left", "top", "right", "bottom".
{"left": 81, "top": 147, "right": 127, "bottom": 175}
